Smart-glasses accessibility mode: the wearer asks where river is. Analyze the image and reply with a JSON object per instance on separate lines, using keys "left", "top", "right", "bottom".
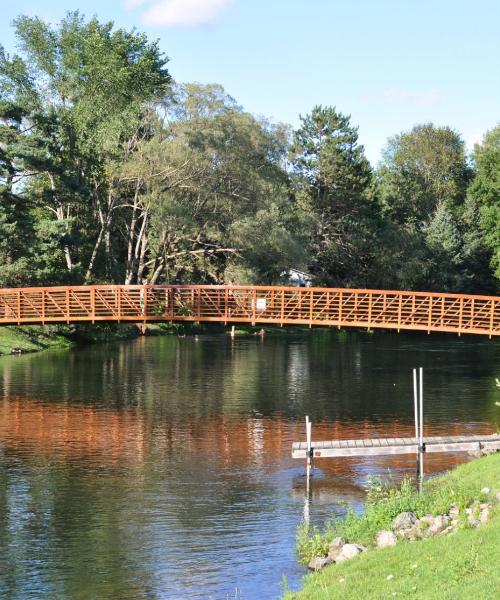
{"left": 0, "top": 330, "right": 498, "bottom": 599}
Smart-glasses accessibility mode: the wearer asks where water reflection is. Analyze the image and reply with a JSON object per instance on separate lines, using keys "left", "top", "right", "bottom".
{"left": 0, "top": 331, "right": 498, "bottom": 599}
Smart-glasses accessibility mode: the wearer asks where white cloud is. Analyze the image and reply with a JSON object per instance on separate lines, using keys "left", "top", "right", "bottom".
{"left": 124, "top": 0, "right": 233, "bottom": 28}
{"left": 381, "top": 87, "right": 443, "bottom": 108}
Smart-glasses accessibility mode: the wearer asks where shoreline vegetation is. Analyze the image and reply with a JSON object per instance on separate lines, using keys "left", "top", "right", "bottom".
{"left": 0, "top": 322, "right": 321, "bottom": 356}
{"left": 287, "top": 452, "right": 500, "bottom": 599}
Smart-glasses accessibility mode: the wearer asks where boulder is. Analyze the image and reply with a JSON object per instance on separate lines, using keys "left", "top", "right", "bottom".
{"left": 329, "top": 537, "right": 345, "bottom": 550}
{"left": 402, "top": 523, "right": 425, "bottom": 542}
{"left": 427, "top": 515, "right": 450, "bottom": 536}
{"left": 335, "top": 543, "right": 367, "bottom": 563}
{"left": 327, "top": 537, "right": 346, "bottom": 560}
{"left": 479, "top": 506, "right": 491, "bottom": 524}
{"left": 448, "top": 504, "right": 459, "bottom": 517}
{"left": 467, "top": 515, "right": 480, "bottom": 528}
{"left": 375, "top": 530, "right": 397, "bottom": 548}
{"left": 481, "top": 487, "right": 491, "bottom": 495}
{"left": 307, "top": 556, "right": 334, "bottom": 571}
{"left": 393, "top": 511, "right": 418, "bottom": 531}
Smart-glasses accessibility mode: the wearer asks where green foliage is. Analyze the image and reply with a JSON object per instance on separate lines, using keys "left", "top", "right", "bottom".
{"left": 468, "top": 126, "right": 500, "bottom": 282}
{"left": 121, "top": 82, "right": 301, "bottom": 284}
{"left": 296, "top": 454, "right": 499, "bottom": 565}
{"left": 0, "top": 325, "right": 73, "bottom": 354}
{"left": 288, "top": 511, "right": 500, "bottom": 599}
{"left": 292, "top": 455, "right": 500, "bottom": 600}
{"left": 378, "top": 123, "right": 472, "bottom": 224}
{"left": 291, "top": 105, "right": 384, "bottom": 287}
{"left": 0, "top": 13, "right": 499, "bottom": 293}
{"left": 296, "top": 521, "right": 333, "bottom": 565}
{"left": 0, "top": 11, "right": 171, "bottom": 285}
{"left": 376, "top": 123, "right": 495, "bottom": 292}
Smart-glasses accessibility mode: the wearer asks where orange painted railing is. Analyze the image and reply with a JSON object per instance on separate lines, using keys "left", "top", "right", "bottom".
{"left": 0, "top": 284, "right": 499, "bottom": 336}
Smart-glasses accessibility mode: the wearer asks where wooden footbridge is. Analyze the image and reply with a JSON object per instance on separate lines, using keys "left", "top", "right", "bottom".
{"left": 0, "top": 284, "right": 499, "bottom": 337}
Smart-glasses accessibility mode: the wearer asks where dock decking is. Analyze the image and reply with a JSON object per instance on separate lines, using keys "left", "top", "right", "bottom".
{"left": 292, "top": 433, "right": 500, "bottom": 459}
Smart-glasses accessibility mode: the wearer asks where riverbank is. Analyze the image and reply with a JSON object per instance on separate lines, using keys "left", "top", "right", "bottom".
{"left": 0, "top": 322, "right": 321, "bottom": 356}
{"left": 0, "top": 323, "right": 179, "bottom": 355}
{"left": 287, "top": 452, "right": 500, "bottom": 599}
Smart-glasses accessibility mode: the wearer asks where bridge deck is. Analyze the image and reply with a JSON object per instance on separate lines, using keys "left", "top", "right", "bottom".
{"left": 0, "top": 284, "right": 499, "bottom": 337}
{"left": 292, "top": 434, "right": 500, "bottom": 458}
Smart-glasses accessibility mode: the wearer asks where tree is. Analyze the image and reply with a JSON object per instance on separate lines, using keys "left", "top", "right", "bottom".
{"left": 0, "top": 96, "right": 37, "bottom": 286}
{"left": 291, "top": 105, "right": 381, "bottom": 286}
{"left": 376, "top": 123, "right": 493, "bottom": 292}
{"left": 378, "top": 123, "right": 472, "bottom": 225}
{"left": 117, "top": 83, "right": 303, "bottom": 284}
{"left": 0, "top": 12, "right": 171, "bottom": 282}
{"left": 468, "top": 126, "right": 500, "bottom": 285}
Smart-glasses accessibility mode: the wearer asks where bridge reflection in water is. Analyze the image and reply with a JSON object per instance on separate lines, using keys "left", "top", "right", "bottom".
{"left": 0, "top": 397, "right": 490, "bottom": 477}
{"left": 0, "top": 284, "right": 499, "bottom": 336}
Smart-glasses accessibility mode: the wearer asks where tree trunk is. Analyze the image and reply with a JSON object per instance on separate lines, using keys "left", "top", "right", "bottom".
{"left": 48, "top": 173, "right": 73, "bottom": 272}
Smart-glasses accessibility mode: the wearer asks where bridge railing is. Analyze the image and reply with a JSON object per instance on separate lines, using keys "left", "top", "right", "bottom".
{"left": 0, "top": 285, "right": 498, "bottom": 336}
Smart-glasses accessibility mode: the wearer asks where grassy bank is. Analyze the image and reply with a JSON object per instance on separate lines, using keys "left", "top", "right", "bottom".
{"left": 0, "top": 323, "right": 165, "bottom": 355}
{"left": 288, "top": 453, "right": 500, "bottom": 600}
{"left": 0, "top": 325, "right": 74, "bottom": 354}
{"left": 0, "top": 321, "right": 321, "bottom": 356}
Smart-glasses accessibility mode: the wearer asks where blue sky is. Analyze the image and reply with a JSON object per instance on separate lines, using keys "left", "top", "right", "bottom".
{"left": 1, "top": 0, "right": 498, "bottom": 164}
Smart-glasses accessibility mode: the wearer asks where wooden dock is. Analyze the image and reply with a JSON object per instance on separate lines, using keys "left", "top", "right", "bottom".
{"left": 292, "top": 433, "right": 500, "bottom": 459}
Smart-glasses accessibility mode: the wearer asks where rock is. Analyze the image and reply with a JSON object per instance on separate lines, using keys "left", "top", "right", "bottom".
{"left": 335, "top": 543, "right": 367, "bottom": 563}
{"left": 329, "top": 537, "right": 345, "bottom": 550}
{"left": 308, "top": 556, "right": 334, "bottom": 571}
{"left": 448, "top": 504, "right": 459, "bottom": 517}
{"left": 479, "top": 506, "right": 491, "bottom": 524}
{"left": 481, "top": 487, "right": 491, "bottom": 494}
{"left": 467, "top": 450, "right": 482, "bottom": 458}
{"left": 327, "top": 537, "right": 346, "bottom": 560}
{"left": 439, "top": 525, "right": 455, "bottom": 536}
{"left": 427, "top": 515, "right": 450, "bottom": 536}
{"left": 481, "top": 448, "right": 496, "bottom": 456}
{"left": 467, "top": 515, "right": 480, "bottom": 528}
{"left": 393, "top": 511, "right": 418, "bottom": 531}
{"left": 375, "top": 530, "right": 397, "bottom": 548}
{"left": 403, "top": 523, "right": 425, "bottom": 542}
{"left": 419, "top": 515, "right": 435, "bottom": 526}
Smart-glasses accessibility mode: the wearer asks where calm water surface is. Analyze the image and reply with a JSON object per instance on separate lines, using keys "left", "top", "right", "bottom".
{"left": 0, "top": 330, "right": 498, "bottom": 599}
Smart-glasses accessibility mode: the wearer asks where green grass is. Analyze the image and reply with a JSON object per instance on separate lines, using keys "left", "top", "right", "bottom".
{"left": 0, "top": 325, "right": 73, "bottom": 354}
{"left": 289, "top": 453, "right": 500, "bottom": 600}
{"left": 0, "top": 321, "right": 214, "bottom": 355}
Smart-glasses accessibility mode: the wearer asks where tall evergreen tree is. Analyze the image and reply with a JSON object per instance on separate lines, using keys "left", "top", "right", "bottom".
{"left": 291, "top": 106, "right": 381, "bottom": 286}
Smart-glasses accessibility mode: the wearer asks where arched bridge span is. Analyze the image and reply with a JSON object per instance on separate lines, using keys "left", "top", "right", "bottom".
{"left": 0, "top": 285, "right": 499, "bottom": 337}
